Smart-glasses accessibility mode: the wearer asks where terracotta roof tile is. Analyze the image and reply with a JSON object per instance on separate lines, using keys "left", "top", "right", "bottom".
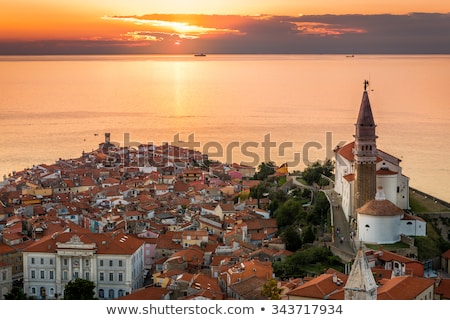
{"left": 377, "top": 276, "right": 434, "bottom": 300}
{"left": 357, "top": 199, "right": 405, "bottom": 216}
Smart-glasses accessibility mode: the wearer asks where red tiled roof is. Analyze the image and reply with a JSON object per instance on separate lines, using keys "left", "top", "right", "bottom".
{"left": 357, "top": 199, "right": 405, "bottom": 216}
{"left": 336, "top": 141, "right": 384, "bottom": 163}
{"left": 343, "top": 173, "right": 355, "bottom": 182}
{"left": 336, "top": 142, "right": 355, "bottom": 162}
{"left": 401, "top": 213, "right": 425, "bottom": 222}
{"left": 0, "top": 242, "right": 17, "bottom": 254}
{"left": 378, "top": 250, "right": 419, "bottom": 264}
{"left": 435, "top": 278, "right": 450, "bottom": 299}
{"left": 377, "top": 276, "right": 434, "bottom": 300}
{"left": 23, "top": 232, "right": 144, "bottom": 255}
{"left": 442, "top": 249, "right": 450, "bottom": 259}
{"left": 118, "top": 286, "right": 169, "bottom": 300}
{"left": 376, "top": 168, "right": 398, "bottom": 175}
{"left": 287, "top": 273, "right": 347, "bottom": 299}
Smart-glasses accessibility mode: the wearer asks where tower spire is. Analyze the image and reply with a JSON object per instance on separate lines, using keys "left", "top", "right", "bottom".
{"left": 344, "top": 249, "right": 377, "bottom": 300}
{"left": 353, "top": 81, "right": 378, "bottom": 212}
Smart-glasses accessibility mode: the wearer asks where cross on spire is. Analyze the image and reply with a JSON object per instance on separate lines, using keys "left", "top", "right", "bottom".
{"left": 364, "top": 80, "right": 369, "bottom": 91}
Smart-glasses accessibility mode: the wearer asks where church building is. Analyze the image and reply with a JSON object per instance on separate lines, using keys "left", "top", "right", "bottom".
{"left": 334, "top": 81, "right": 425, "bottom": 244}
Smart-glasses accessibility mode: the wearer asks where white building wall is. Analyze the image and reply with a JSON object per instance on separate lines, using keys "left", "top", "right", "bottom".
{"left": 397, "top": 174, "right": 410, "bottom": 209}
{"left": 341, "top": 180, "right": 353, "bottom": 222}
{"left": 0, "top": 264, "right": 13, "bottom": 300}
{"left": 358, "top": 214, "right": 401, "bottom": 244}
{"left": 400, "top": 219, "right": 427, "bottom": 237}
{"left": 334, "top": 155, "right": 352, "bottom": 197}
{"left": 377, "top": 175, "right": 397, "bottom": 206}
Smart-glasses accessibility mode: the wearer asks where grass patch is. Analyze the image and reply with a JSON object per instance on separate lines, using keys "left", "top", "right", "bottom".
{"left": 409, "top": 191, "right": 450, "bottom": 213}
{"left": 296, "top": 177, "right": 308, "bottom": 185}
{"left": 365, "top": 242, "right": 410, "bottom": 251}
{"left": 414, "top": 215, "right": 450, "bottom": 260}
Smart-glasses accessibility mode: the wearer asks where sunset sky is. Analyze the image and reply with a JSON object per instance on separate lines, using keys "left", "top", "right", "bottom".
{"left": 1, "top": 0, "right": 450, "bottom": 54}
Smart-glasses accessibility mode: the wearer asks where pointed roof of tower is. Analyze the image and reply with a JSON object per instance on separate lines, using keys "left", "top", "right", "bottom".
{"left": 356, "top": 90, "right": 375, "bottom": 127}
{"left": 354, "top": 80, "right": 377, "bottom": 145}
{"left": 344, "top": 249, "right": 377, "bottom": 297}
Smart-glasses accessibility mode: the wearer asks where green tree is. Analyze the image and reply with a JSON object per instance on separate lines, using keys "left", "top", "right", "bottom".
{"left": 302, "top": 159, "right": 335, "bottom": 185}
{"left": 4, "top": 286, "right": 29, "bottom": 300}
{"left": 282, "top": 225, "right": 303, "bottom": 251}
{"left": 254, "top": 161, "right": 276, "bottom": 180}
{"left": 261, "top": 278, "right": 282, "bottom": 300}
{"left": 302, "top": 226, "right": 316, "bottom": 244}
{"left": 64, "top": 278, "right": 96, "bottom": 300}
{"left": 273, "top": 246, "right": 343, "bottom": 279}
{"left": 274, "top": 198, "right": 306, "bottom": 228}
{"left": 308, "top": 191, "right": 330, "bottom": 226}
{"left": 250, "top": 182, "right": 268, "bottom": 200}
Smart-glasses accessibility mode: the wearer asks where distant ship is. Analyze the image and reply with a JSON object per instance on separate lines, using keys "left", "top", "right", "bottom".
{"left": 194, "top": 53, "right": 206, "bottom": 57}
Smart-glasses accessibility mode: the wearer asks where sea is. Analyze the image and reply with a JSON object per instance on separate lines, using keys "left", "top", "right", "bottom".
{"left": 0, "top": 54, "right": 449, "bottom": 202}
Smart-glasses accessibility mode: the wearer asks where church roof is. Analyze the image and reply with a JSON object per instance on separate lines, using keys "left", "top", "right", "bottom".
{"left": 335, "top": 141, "right": 383, "bottom": 163}
{"left": 357, "top": 199, "right": 405, "bottom": 216}
{"left": 376, "top": 168, "right": 398, "bottom": 175}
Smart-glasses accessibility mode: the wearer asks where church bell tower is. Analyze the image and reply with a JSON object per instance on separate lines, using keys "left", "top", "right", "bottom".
{"left": 353, "top": 80, "right": 378, "bottom": 212}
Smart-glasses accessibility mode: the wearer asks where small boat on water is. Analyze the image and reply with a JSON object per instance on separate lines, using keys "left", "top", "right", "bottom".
{"left": 194, "top": 53, "right": 206, "bottom": 57}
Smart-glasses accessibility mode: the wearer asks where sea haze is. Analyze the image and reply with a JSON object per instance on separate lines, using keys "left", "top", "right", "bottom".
{"left": 0, "top": 54, "right": 449, "bottom": 202}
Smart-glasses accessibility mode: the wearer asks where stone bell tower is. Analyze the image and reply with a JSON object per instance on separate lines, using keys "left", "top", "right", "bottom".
{"left": 353, "top": 80, "right": 378, "bottom": 212}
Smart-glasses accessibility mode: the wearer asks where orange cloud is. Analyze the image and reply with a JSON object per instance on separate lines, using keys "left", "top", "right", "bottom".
{"left": 102, "top": 15, "right": 243, "bottom": 42}
{"left": 294, "top": 22, "right": 366, "bottom": 36}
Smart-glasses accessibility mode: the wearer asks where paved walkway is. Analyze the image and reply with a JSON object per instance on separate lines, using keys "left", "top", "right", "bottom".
{"left": 321, "top": 188, "right": 357, "bottom": 261}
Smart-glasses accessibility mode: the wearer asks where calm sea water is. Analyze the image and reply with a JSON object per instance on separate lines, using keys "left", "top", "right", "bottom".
{"left": 0, "top": 54, "right": 449, "bottom": 202}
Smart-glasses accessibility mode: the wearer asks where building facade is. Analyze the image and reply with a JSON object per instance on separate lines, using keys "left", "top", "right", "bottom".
{"left": 22, "top": 232, "right": 145, "bottom": 299}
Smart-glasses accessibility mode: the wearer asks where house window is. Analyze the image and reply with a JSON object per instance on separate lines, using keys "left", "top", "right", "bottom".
{"left": 63, "top": 271, "right": 68, "bottom": 280}
{"left": 2, "top": 271, "right": 7, "bottom": 281}
{"left": 74, "top": 271, "right": 79, "bottom": 279}
{"left": 31, "top": 258, "right": 35, "bottom": 264}
{"left": 50, "top": 259, "right": 53, "bottom": 265}
{"left": 49, "top": 270, "right": 54, "bottom": 280}
{"left": 85, "top": 260, "right": 89, "bottom": 267}
{"left": 31, "top": 287, "right": 36, "bottom": 295}
{"left": 63, "top": 259, "right": 68, "bottom": 266}
{"left": 40, "top": 270, "right": 45, "bottom": 279}
{"left": 109, "top": 272, "right": 114, "bottom": 281}
{"left": 40, "top": 258, "right": 44, "bottom": 265}
{"left": 118, "top": 289, "right": 124, "bottom": 297}
{"left": 109, "top": 289, "right": 115, "bottom": 299}
{"left": 100, "top": 260, "right": 104, "bottom": 267}
{"left": 85, "top": 272, "right": 90, "bottom": 281}
{"left": 118, "top": 260, "right": 123, "bottom": 267}
{"left": 31, "top": 270, "right": 36, "bottom": 279}
{"left": 109, "top": 260, "right": 113, "bottom": 267}
{"left": 99, "top": 289, "right": 104, "bottom": 298}
{"left": 100, "top": 272, "right": 104, "bottom": 281}
{"left": 118, "top": 273, "right": 123, "bottom": 282}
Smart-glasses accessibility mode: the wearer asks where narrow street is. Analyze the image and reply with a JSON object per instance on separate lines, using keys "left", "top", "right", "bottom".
{"left": 320, "top": 188, "right": 356, "bottom": 263}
